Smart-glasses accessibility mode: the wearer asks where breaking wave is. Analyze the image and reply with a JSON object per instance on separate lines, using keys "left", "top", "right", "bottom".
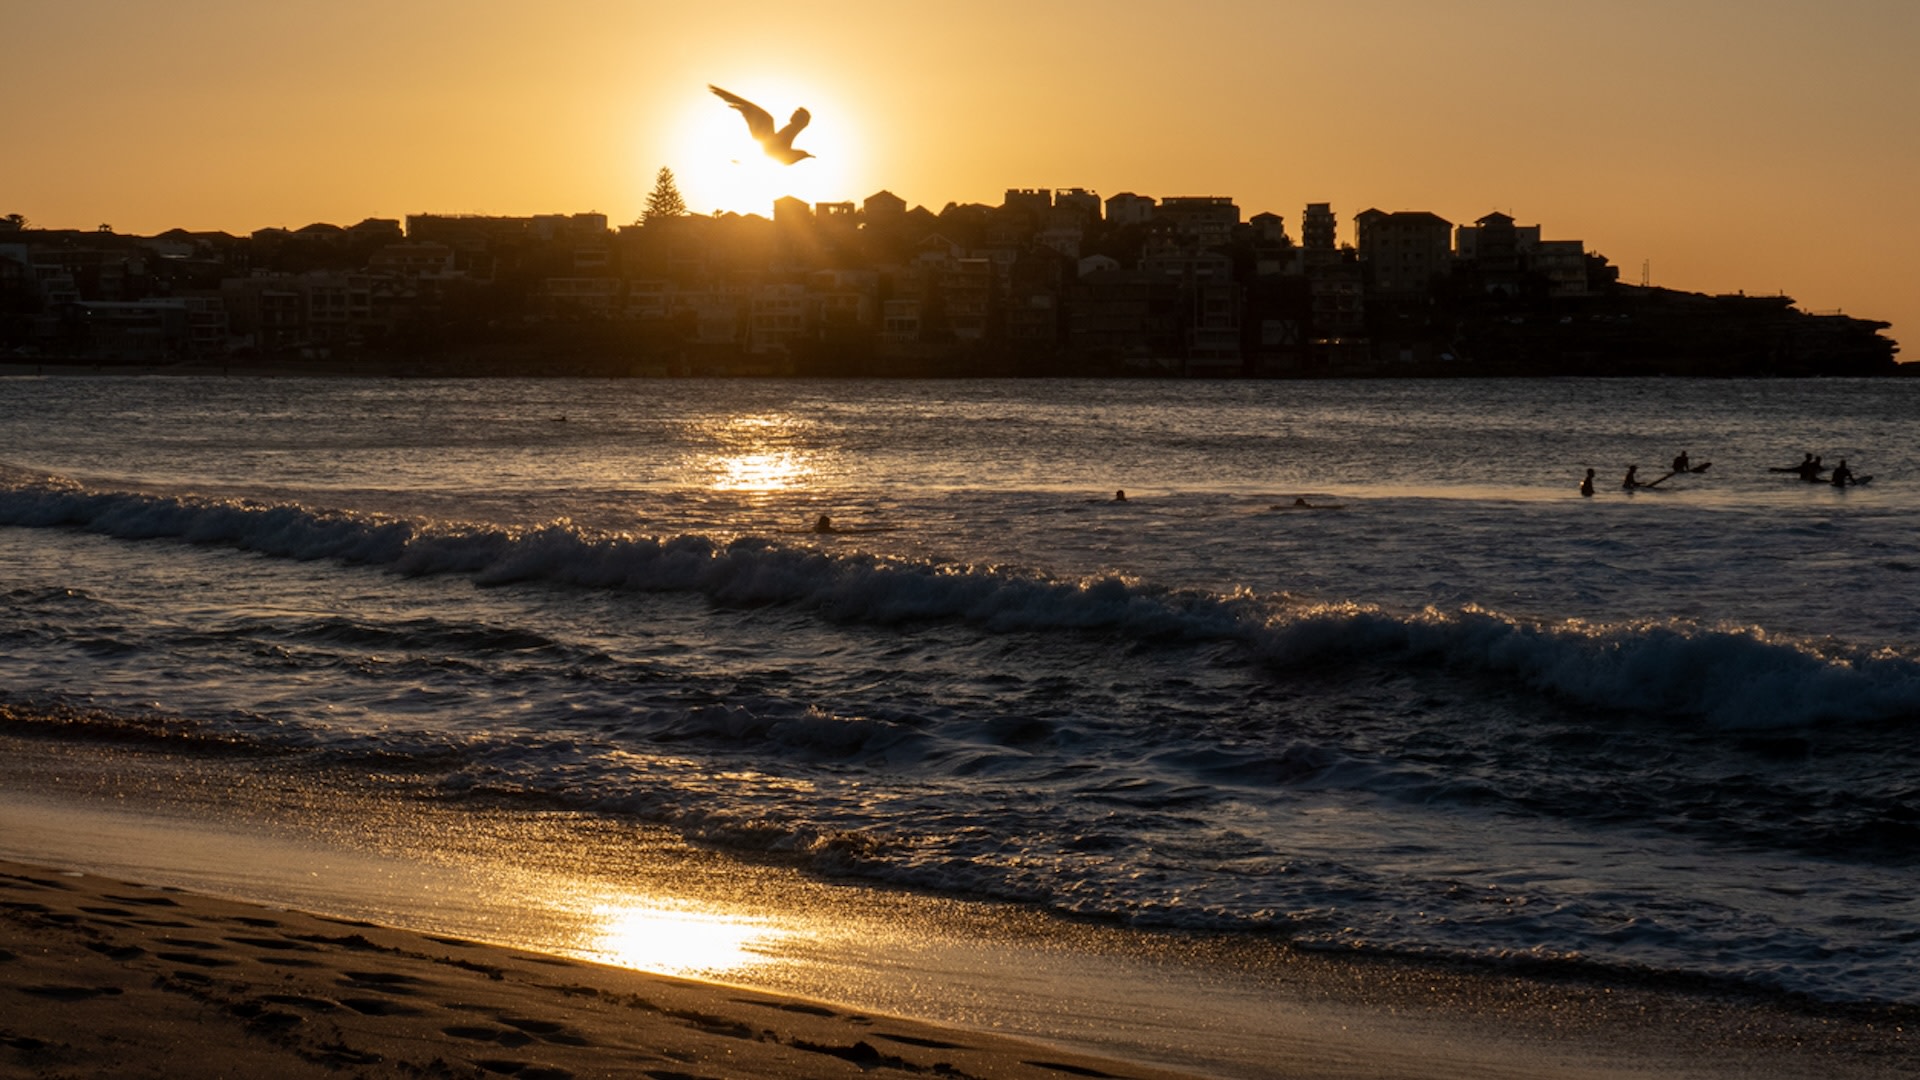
{"left": 6, "top": 478, "right": 1919, "bottom": 730}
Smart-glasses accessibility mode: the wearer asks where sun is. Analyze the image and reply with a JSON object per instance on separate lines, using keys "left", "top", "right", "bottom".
{"left": 661, "top": 85, "right": 860, "bottom": 217}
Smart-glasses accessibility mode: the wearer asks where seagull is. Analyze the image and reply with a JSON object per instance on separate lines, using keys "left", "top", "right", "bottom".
{"left": 709, "top": 85, "right": 814, "bottom": 165}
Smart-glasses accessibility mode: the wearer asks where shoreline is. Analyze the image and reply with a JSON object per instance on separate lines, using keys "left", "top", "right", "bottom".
{"left": 3, "top": 361, "right": 1917, "bottom": 381}
{"left": 6, "top": 851, "right": 1917, "bottom": 1080}
{"left": 3, "top": 744, "right": 1917, "bottom": 1079}
{"left": 0, "top": 856, "right": 1202, "bottom": 1080}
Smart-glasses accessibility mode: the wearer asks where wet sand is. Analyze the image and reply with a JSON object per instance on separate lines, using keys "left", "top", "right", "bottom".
{"left": 0, "top": 858, "right": 1205, "bottom": 1080}
{"left": 1, "top": 729, "right": 1916, "bottom": 1079}
{"left": 5, "top": 851, "right": 1917, "bottom": 1080}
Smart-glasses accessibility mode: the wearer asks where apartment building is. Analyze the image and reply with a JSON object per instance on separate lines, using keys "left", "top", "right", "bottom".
{"left": 1354, "top": 209, "right": 1453, "bottom": 295}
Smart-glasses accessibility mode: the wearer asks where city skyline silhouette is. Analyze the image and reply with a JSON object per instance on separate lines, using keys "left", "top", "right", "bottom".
{"left": 7, "top": 2, "right": 1915, "bottom": 340}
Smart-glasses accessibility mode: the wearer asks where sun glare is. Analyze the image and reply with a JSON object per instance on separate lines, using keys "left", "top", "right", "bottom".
{"left": 695, "top": 413, "right": 817, "bottom": 491}
{"left": 581, "top": 897, "right": 797, "bottom": 978}
{"left": 664, "top": 86, "right": 859, "bottom": 217}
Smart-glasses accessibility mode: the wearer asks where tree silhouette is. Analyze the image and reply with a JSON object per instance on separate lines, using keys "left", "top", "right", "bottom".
{"left": 1, "top": 213, "right": 26, "bottom": 232}
{"left": 643, "top": 168, "right": 688, "bottom": 224}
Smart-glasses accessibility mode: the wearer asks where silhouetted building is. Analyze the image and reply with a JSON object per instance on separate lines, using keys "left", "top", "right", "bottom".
{"left": 1104, "top": 192, "right": 1156, "bottom": 227}
{"left": 368, "top": 242, "right": 457, "bottom": 279}
{"left": 863, "top": 190, "right": 907, "bottom": 221}
{"left": 1068, "top": 269, "right": 1184, "bottom": 370}
{"left": 1248, "top": 212, "right": 1288, "bottom": 246}
{"left": 0, "top": 183, "right": 1893, "bottom": 376}
{"left": 1455, "top": 212, "right": 1536, "bottom": 295}
{"left": 1530, "top": 239, "right": 1592, "bottom": 297}
{"left": 1301, "top": 204, "right": 1336, "bottom": 250}
{"left": 1141, "top": 232, "right": 1240, "bottom": 372}
{"left": 1354, "top": 209, "right": 1452, "bottom": 295}
{"left": 772, "top": 197, "right": 812, "bottom": 227}
{"left": 1155, "top": 197, "right": 1240, "bottom": 248}
{"left": 1052, "top": 188, "right": 1101, "bottom": 224}
{"left": 1002, "top": 188, "right": 1053, "bottom": 231}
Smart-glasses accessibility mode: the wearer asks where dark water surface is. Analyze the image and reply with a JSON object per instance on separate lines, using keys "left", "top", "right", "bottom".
{"left": 2, "top": 376, "right": 1917, "bottom": 1023}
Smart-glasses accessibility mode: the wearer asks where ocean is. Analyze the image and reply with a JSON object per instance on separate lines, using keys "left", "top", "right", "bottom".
{"left": 2, "top": 374, "right": 1917, "bottom": 1068}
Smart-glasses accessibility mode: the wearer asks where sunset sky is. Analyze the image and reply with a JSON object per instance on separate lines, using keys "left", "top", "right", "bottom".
{"left": 8, "top": 0, "right": 1916, "bottom": 344}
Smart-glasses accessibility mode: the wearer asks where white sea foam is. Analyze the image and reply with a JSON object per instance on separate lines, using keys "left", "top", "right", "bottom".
{"left": 6, "top": 377, "right": 1920, "bottom": 1007}
{"left": 7, "top": 479, "right": 1917, "bottom": 731}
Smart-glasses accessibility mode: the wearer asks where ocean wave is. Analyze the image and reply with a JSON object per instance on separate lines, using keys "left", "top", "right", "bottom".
{"left": 1259, "top": 602, "right": 1920, "bottom": 729}
{"left": 0, "top": 700, "right": 292, "bottom": 751}
{"left": 6, "top": 479, "right": 1919, "bottom": 730}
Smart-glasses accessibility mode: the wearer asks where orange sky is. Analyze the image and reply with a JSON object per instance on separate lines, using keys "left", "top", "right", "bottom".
{"left": 7, "top": 0, "right": 1916, "bottom": 345}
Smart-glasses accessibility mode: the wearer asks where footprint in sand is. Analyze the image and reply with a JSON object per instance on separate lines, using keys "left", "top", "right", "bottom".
{"left": 223, "top": 935, "right": 319, "bottom": 952}
{"left": 1021, "top": 1062, "right": 1120, "bottom": 1078}
{"left": 21, "top": 984, "right": 125, "bottom": 1001}
{"left": 102, "top": 893, "right": 180, "bottom": 907}
{"left": 338, "top": 970, "right": 429, "bottom": 994}
{"left": 873, "top": 1032, "right": 965, "bottom": 1050}
{"left": 338, "top": 997, "right": 425, "bottom": 1017}
{"left": 444, "top": 1025, "right": 534, "bottom": 1048}
{"left": 7, "top": 875, "right": 75, "bottom": 891}
{"left": 226, "top": 1000, "right": 305, "bottom": 1031}
{"left": 154, "top": 951, "right": 235, "bottom": 968}
{"left": 736, "top": 998, "right": 837, "bottom": 1019}
{"left": 500, "top": 1016, "right": 583, "bottom": 1041}
{"left": 82, "top": 941, "right": 146, "bottom": 961}
{"left": 260, "top": 994, "right": 341, "bottom": 1012}
{"left": 473, "top": 1060, "right": 575, "bottom": 1079}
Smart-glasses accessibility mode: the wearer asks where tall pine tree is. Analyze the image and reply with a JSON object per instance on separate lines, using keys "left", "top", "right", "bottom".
{"left": 642, "top": 167, "right": 688, "bottom": 224}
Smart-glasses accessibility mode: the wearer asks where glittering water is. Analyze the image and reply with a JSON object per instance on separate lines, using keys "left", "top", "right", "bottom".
{"left": 3, "top": 374, "right": 1917, "bottom": 1005}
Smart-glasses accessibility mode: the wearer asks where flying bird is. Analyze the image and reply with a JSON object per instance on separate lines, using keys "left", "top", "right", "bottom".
{"left": 709, "top": 85, "right": 815, "bottom": 165}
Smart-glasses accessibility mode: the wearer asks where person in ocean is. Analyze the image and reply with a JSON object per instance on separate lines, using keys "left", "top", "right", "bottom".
{"left": 1830, "top": 459, "right": 1856, "bottom": 487}
{"left": 1622, "top": 465, "right": 1644, "bottom": 490}
{"left": 812, "top": 513, "right": 837, "bottom": 533}
{"left": 1672, "top": 451, "right": 1691, "bottom": 474}
{"left": 1113, "top": 490, "right": 1127, "bottom": 502}
{"left": 1580, "top": 468, "right": 1595, "bottom": 496}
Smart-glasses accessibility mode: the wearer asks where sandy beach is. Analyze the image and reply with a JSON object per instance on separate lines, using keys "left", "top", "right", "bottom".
{"left": 6, "top": 848, "right": 1918, "bottom": 1080}
{"left": 1, "top": 715, "right": 1918, "bottom": 1079}
{"left": 5, "top": 374, "right": 1920, "bottom": 1079}
{"left": 1, "top": 858, "right": 1212, "bottom": 1080}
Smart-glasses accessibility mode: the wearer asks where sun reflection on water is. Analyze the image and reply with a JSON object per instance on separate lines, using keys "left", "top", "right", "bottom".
{"left": 578, "top": 897, "right": 798, "bottom": 978}
{"left": 698, "top": 413, "right": 817, "bottom": 492}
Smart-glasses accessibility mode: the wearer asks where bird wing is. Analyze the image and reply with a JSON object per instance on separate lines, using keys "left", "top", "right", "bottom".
{"left": 708, "top": 85, "right": 776, "bottom": 142}
{"left": 775, "top": 107, "right": 811, "bottom": 148}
